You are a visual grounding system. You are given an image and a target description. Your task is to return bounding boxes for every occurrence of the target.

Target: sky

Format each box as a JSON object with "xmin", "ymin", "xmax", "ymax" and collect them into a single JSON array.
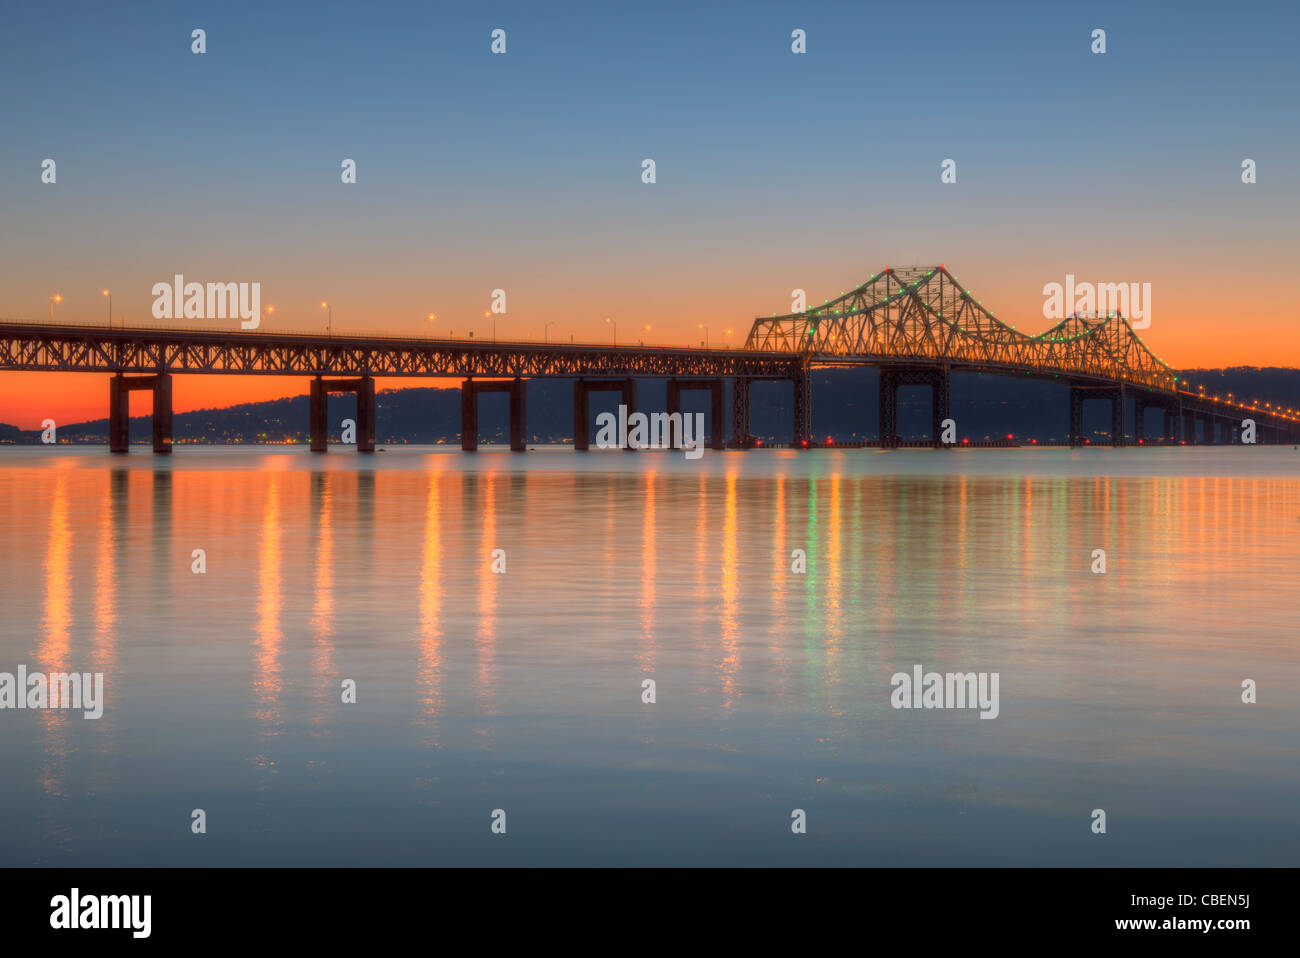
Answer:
[{"xmin": 2, "ymin": 0, "xmax": 1298, "ymax": 428}]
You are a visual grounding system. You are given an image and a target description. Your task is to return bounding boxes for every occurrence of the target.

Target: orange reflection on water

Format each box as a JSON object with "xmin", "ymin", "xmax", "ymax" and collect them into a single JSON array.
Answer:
[
  {"xmin": 253, "ymin": 470, "xmax": 283, "ymax": 738},
  {"xmin": 637, "ymin": 470, "xmax": 657, "ymax": 673},
  {"xmin": 824, "ymin": 472, "xmax": 843, "ymax": 685},
  {"xmin": 416, "ymin": 469, "xmax": 444, "ymax": 737},
  {"xmin": 476, "ymin": 471, "xmax": 498, "ymax": 714},
  {"xmin": 717, "ymin": 469, "xmax": 741, "ymax": 708},
  {"xmin": 37, "ymin": 472, "xmax": 72, "ymax": 799},
  {"xmin": 91, "ymin": 474, "xmax": 118, "ymax": 677},
  {"xmin": 310, "ymin": 473, "xmax": 335, "ymax": 727},
  {"xmin": 38, "ymin": 473, "xmax": 72, "ymax": 676}
]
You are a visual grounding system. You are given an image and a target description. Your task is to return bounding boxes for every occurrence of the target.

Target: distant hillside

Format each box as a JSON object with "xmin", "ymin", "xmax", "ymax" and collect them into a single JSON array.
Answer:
[{"xmin": 5, "ymin": 367, "xmax": 1300, "ymax": 445}]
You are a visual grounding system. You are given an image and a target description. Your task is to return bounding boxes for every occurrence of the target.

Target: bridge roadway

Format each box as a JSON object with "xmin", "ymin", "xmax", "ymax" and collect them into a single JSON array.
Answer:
[{"xmin": 0, "ymin": 320, "xmax": 1294, "ymax": 453}]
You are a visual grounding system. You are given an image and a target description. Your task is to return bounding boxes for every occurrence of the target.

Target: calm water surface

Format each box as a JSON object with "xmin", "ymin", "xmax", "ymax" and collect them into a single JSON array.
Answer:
[{"xmin": 1, "ymin": 446, "xmax": 1297, "ymax": 866}]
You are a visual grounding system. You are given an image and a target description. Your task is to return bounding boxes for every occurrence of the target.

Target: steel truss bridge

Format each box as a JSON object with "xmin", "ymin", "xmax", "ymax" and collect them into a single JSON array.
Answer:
[{"xmin": 0, "ymin": 264, "xmax": 1295, "ymax": 452}]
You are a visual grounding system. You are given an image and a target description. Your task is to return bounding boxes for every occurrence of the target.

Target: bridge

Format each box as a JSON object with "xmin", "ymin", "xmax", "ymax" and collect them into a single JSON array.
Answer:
[{"xmin": 1, "ymin": 264, "xmax": 1295, "ymax": 451}]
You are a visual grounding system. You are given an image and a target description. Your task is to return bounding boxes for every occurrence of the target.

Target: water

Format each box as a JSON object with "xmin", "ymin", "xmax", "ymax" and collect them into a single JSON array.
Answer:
[{"xmin": 1, "ymin": 445, "xmax": 1298, "ymax": 866}]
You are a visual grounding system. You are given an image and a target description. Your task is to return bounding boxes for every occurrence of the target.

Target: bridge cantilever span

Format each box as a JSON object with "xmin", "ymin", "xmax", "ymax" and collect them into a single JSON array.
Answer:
[{"xmin": 743, "ymin": 264, "xmax": 1300, "ymax": 446}]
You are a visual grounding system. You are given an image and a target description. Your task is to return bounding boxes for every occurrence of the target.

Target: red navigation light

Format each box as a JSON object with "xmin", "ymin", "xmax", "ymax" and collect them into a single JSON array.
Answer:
[
  {"xmin": 755, "ymin": 439, "xmax": 762, "ymax": 447},
  {"xmin": 1006, "ymin": 434, "xmax": 1013, "ymax": 440},
  {"xmin": 1031, "ymin": 439, "xmax": 1037, "ymax": 444},
  {"xmin": 1085, "ymin": 439, "xmax": 1091, "ymax": 444},
  {"xmin": 883, "ymin": 266, "xmax": 891, "ymax": 273},
  {"xmin": 826, "ymin": 437, "xmax": 834, "ymax": 445},
  {"xmin": 962, "ymin": 438, "xmax": 969, "ymax": 445},
  {"xmin": 940, "ymin": 264, "xmax": 945, "ymax": 269}
]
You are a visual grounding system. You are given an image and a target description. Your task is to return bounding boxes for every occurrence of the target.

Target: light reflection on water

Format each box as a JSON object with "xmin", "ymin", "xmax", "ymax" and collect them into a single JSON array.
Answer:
[{"xmin": 1, "ymin": 446, "xmax": 1298, "ymax": 866}]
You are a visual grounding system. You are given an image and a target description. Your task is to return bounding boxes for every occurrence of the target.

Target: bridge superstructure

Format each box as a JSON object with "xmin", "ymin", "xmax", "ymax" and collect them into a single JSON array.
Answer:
[
  {"xmin": 746, "ymin": 265, "xmax": 1297, "ymax": 447},
  {"xmin": 0, "ymin": 263, "xmax": 1295, "ymax": 451}
]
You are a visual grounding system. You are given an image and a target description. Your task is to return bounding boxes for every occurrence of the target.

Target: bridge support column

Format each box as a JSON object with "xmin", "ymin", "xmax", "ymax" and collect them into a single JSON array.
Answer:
[
  {"xmin": 710, "ymin": 380, "xmax": 725, "ymax": 450},
  {"xmin": 792, "ymin": 367, "xmax": 811, "ymax": 448},
  {"xmin": 356, "ymin": 376, "xmax": 375, "ymax": 453},
  {"xmin": 1134, "ymin": 398, "xmax": 1147, "ymax": 441},
  {"xmin": 879, "ymin": 368, "xmax": 898, "ymax": 447},
  {"xmin": 463, "ymin": 378, "xmax": 528, "ymax": 452},
  {"xmin": 1183, "ymin": 409, "xmax": 1195, "ymax": 444},
  {"xmin": 509, "ymin": 378, "xmax": 527, "ymax": 452},
  {"xmin": 461, "ymin": 380, "xmax": 478, "ymax": 451},
  {"xmin": 572, "ymin": 379, "xmax": 635, "ymax": 450},
  {"xmin": 666, "ymin": 378, "xmax": 725, "ymax": 450},
  {"xmin": 933, "ymin": 365, "xmax": 951, "ymax": 449},
  {"xmin": 109, "ymin": 375, "xmax": 130, "ymax": 453},
  {"xmin": 666, "ymin": 379, "xmax": 682, "ymax": 448},
  {"xmin": 108, "ymin": 373, "xmax": 172, "ymax": 454},
  {"xmin": 310, "ymin": 376, "xmax": 375, "ymax": 452},
  {"xmin": 573, "ymin": 380, "xmax": 590, "ymax": 451},
  {"xmin": 621, "ymin": 379, "xmax": 637, "ymax": 450},
  {"xmin": 152, "ymin": 373, "xmax": 172, "ymax": 454},
  {"xmin": 1111, "ymin": 386, "xmax": 1126, "ymax": 446},
  {"xmin": 879, "ymin": 366, "xmax": 947, "ymax": 447},
  {"xmin": 730, "ymin": 378, "xmax": 750, "ymax": 448},
  {"xmin": 1068, "ymin": 386, "xmax": 1085, "ymax": 446},
  {"xmin": 310, "ymin": 377, "xmax": 328, "ymax": 452}
]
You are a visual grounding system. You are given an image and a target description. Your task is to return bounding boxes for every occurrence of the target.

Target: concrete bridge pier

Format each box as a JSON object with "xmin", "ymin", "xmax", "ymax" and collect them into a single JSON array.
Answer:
[
  {"xmin": 310, "ymin": 375, "xmax": 375, "ymax": 452},
  {"xmin": 310, "ymin": 377, "xmax": 327, "ymax": 451},
  {"xmin": 109, "ymin": 373, "xmax": 172, "ymax": 454},
  {"xmin": 573, "ymin": 379, "xmax": 637, "ymax": 450},
  {"xmin": 461, "ymin": 378, "xmax": 527, "ymax": 451},
  {"xmin": 666, "ymin": 378, "xmax": 725, "ymax": 450}
]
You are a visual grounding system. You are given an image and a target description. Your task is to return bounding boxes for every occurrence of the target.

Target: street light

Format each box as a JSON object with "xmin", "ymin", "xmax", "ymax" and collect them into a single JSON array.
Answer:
[
  {"xmin": 698, "ymin": 323, "xmax": 709, "ymax": 348},
  {"xmin": 49, "ymin": 294, "xmax": 62, "ymax": 322},
  {"xmin": 544, "ymin": 320, "xmax": 555, "ymax": 343},
  {"xmin": 426, "ymin": 313, "xmax": 437, "ymax": 338},
  {"xmin": 102, "ymin": 289, "xmax": 111, "ymax": 327},
  {"xmin": 485, "ymin": 310, "xmax": 495, "ymax": 343},
  {"xmin": 605, "ymin": 316, "xmax": 616, "ymax": 346},
  {"xmin": 321, "ymin": 301, "xmax": 331, "ymax": 335}
]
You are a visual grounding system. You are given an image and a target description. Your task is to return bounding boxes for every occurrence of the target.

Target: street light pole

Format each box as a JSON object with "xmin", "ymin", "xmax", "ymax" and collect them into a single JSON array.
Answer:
[
  {"xmin": 321, "ymin": 302, "xmax": 331, "ymax": 335},
  {"xmin": 102, "ymin": 290, "xmax": 111, "ymax": 327},
  {"xmin": 49, "ymin": 294, "xmax": 62, "ymax": 322},
  {"xmin": 698, "ymin": 323, "xmax": 709, "ymax": 348},
  {"xmin": 605, "ymin": 316, "xmax": 616, "ymax": 346},
  {"xmin": 544, "ymin": 321, "xmax": 555, "ymax": 343}
]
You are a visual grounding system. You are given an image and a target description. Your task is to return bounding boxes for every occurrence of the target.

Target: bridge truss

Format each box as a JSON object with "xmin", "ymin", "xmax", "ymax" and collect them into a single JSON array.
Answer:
[{"xmin": 745, "ymin": 265, "xmax": 1179, "ymax": 393}]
